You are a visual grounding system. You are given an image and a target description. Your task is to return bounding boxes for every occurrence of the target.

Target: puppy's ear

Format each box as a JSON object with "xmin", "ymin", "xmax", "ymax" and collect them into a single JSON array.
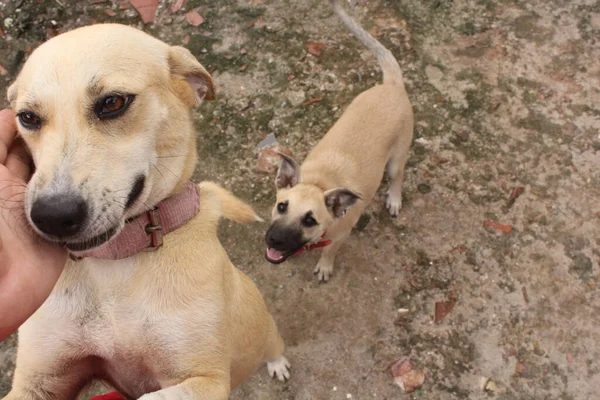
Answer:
[
  {"xmin": 275, "ymin": 152, "xmax": 301, "ymax": 189},
  {"xmin": 168, "ymin": 46, "xmax": 215, "ymax": 106},
  {"xmin": 324, "ymin": 188, "xmax": 361, "ymax": 218}
]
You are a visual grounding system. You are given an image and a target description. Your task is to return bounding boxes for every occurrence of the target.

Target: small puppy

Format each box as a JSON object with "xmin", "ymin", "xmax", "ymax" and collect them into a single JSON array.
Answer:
[
  {"xmin": 264, "ymin": 0, "xmax": 414, "ymax": 282},
  {"xmin": 4, "ymin": 23, "xmax": 289, "ymax": 399}
]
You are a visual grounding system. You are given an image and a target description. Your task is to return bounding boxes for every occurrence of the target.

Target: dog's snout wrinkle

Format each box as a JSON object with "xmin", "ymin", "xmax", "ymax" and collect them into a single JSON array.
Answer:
[
  {"xmin": 125, "ymin": 175, "xmax": 146, "ymax": 210},
  {"xmin": 30, "ymin": 194, "xmax": 88, "ymax": 238}
]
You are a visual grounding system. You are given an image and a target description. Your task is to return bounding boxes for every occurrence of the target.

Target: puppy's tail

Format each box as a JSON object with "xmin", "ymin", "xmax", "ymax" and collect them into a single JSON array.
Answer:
[
  {"xmin": 330, "ymin": 0, "xmax": 404, "ymax": 87},
  {"xmin": 197, "ymin": 181, "xmax": 264, "ymax": 223}
]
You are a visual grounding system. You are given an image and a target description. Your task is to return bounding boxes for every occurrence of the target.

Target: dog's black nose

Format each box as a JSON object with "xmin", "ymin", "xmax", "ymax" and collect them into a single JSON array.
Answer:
[
  {"xmin": 266, "ymin": 232, "xmax": 285, "ymax": 248},
  {"xmin": 30, "ymin": 194, "xmax": 88, "ymax": 238},
  {"xmin": 266, "ymin": 226, "xmax": 303, "ymax": 252}
]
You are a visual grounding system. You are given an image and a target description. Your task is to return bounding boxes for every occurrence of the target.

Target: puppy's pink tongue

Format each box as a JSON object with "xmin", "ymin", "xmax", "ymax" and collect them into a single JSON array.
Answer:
[{"xmin": 267, "ymin": 248, "xmax": 284, "ymax": 261}]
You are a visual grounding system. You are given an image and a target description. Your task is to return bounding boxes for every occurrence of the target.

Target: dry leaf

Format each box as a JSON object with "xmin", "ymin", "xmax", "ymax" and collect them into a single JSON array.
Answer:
[
  {"xmin": 249, "ymin": 0, "xmax": 264, "ymax": 4},
  {"xmin": 390, "ymin": 358, "xmax": 414, "ymax": 377},
  {"xmin": 0, "ymin": 63, "xmax": 8, "ymax": 76},
  {"xmin": 185, "ymin": 9, "xmax": 205, "ymax": 26},
  {"xmin": 104, "ymin": 9, "xmax": 117, "ymax": 16},
  {"xmin": 129, "ymin": 0, "xmax": 158, "ymax": 23},
  {"xmin": 45, "ymin": 27, "xmax": 59, "ymax": 39},
  {"xmin": 506, "ymin": 186, "xmax": 525, "ymax": 208},
  {"xmin": 389, "ymin": 358, "xmax": 425, "ymax": 393},
  {"xmin": 170, "ymin": 0, "xmax": 187, "ymax": 13},
  {"xmin": 483, "ymin": 220, "xmax": 513, "ymax": 233},
  {"xmin": 0, "ymin": 27, "xmax": 4, "ymax": 37},
  {"xmin": 239, "ymin": 64, "xmax": 248, "ymax": 72},
  {"xmin": 375, "ymin": 16, "xmax": 407, "ymax": 30},
  {"xmin": 434, "ymin": 294, "xmax": 456, "ymax": 323},
  {"xmin": 515, "ymin": 362, "xmax": 525, "ymax": 376},
  {"xmin": 306, "ymin": 41, "xmax": 325, "ymax": 56},
  {"xmin": 485, "ymin": 380, "xmax": 497, "ymax": 392},
  {"xmin": 303, "ymin": 97, "xmax": 323, "ymax": 106},
  {"xmin": 399, "ymin": 370, "xmax": 425, "ymax": 393},
  {"xmin": 256, "ymin": 147, "xmax": 293, "ymax": 174}
]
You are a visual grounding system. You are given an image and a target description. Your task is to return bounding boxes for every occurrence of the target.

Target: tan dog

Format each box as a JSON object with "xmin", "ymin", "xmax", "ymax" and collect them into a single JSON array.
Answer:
[
  {"xmin": 264, "ymin": 0, "xmax": 414, "ymax": 282},
  {"xmin": 4, "ymin": 23, "xmax": 289, "ymax": 399}
]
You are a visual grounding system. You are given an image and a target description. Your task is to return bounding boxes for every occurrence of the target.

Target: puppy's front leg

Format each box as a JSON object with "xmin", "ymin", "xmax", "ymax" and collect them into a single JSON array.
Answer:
[
  {"xmin": 139, "ymin": 377, "xmax": 229, "ymax": 400},
  {"xmin": 314, "ymin": 234, "xmax": 348, "ymax": 282}
]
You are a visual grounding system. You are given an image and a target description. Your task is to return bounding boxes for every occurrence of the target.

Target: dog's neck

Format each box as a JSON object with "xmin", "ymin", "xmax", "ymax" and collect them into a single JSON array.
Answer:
[{"xmin": 70, "ymin": 182, "xmax": 200, "ymax": 261}]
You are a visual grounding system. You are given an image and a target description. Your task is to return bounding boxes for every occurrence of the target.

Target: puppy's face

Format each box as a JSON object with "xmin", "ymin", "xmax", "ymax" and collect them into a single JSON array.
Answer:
[
  {"xmin": 7, "ymin": 23, "xmax": 214, "ymax": 252},
  {"xmin": 264, "ymin": 154, "xmax": 360, "ymax": 264}
]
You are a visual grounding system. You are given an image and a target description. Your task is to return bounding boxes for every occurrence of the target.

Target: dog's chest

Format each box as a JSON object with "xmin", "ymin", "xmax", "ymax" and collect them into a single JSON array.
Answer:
[{"xmin": 51, "ymin": 258, "xmax": 171, "ymax": 394}]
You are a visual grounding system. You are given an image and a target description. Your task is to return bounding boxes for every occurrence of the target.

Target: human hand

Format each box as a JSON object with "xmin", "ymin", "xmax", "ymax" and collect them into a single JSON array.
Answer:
[{"xmin": 0, "ymin": 109, "xmax": 67, "ymax": 341}]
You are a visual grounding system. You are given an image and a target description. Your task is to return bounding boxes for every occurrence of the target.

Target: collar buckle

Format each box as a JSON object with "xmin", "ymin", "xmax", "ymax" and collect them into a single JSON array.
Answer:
[{"xmin": 144, "ymin": 206, "xmax": 163, "ymax": 251}]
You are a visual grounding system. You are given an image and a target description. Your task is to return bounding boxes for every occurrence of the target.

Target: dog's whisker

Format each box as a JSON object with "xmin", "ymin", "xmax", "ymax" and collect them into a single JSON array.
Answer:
[
  {"xmin": 156, "ymin": 154, "xmax": 187, "ymax": 159},
  {"xmin": 0, "ymin": 192, "xmax": 26, "ymax": 209},
  {"xmin": 152, "ymin": 164, "xmax": 168, "ymax": 189},
  {"xmin": 154, "ymin": 162, "xmax": 181, "ymax": 181}
]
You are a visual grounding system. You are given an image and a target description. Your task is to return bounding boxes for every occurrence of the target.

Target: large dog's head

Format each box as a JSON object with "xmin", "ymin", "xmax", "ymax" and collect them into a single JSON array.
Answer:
[
  {"xmin": 264, "ymin": 153, "xmax": 361, "ymax": 264},
  {"xmin": 7, "ymin": 23, "xmax": 214, "ymax": 251}
]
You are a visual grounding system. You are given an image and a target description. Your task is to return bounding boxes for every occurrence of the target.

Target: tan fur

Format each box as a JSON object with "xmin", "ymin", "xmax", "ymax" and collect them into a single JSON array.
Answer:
[
  {"xmin": 267, "ymin": 1, "xmax": 414, "ymax": 282},
  {"xmin": 4, "ymin": 23, "xmax": 288, "ymax": 400},
  {"xmin": 199, "ymin": 181, "xmax": 264, "ymax": 223}
]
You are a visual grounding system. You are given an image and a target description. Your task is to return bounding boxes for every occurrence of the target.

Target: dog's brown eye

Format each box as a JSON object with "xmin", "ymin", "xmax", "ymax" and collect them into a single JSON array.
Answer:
[
  {"xmin": 17, "ymin": 111, "xmax": 42, "ymax": 130},
  {"xmin": 94, "ymin": 94, "xmax": 134, "ymax": 120},
  {"xmin": 104, "ymin": 96, "xmax": 124, "ymax": 112}
]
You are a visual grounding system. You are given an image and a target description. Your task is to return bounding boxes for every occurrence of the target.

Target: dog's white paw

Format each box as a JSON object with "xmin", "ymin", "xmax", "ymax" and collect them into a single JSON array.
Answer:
[
  {"xmin": 385, "ymin": 190, "xmax": 402, "ymax": 218},
  {"xmin": 314, "ymin": 262, "xmax": 333, "ymax": 282},
  {"xmin": 267, "ymin": 356, "xmax": 291, "ymax": 382}
]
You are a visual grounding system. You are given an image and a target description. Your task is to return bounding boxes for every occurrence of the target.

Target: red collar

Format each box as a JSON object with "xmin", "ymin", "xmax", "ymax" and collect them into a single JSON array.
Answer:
[
  {"xmin": 293, "ymin": 230, "xmax": 332, "ymax": 256},
  {"xmin": 70, "ymin": 182, "xmax": 200, "ymax": 261}
]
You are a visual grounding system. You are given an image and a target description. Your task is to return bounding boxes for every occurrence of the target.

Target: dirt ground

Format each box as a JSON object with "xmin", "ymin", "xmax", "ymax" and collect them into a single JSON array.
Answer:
[{"xmin": 1, "ymin": 0, "xmax": 599, "ymax": 399}]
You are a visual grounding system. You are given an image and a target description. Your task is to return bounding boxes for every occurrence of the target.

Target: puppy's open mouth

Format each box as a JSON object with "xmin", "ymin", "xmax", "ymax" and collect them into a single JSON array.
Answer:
[
  {"xmin": 265, "ymin": 248, "xmax": 297, "ymax": 264},
  {"xmin": 63, "ymin": 226, "xmax": 118, "ymax": 252}
]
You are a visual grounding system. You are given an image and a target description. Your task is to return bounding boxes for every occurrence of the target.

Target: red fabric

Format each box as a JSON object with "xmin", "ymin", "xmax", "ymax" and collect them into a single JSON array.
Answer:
[
  {"xmin": 293, "ymin": 231, "xmax": 332, "ymax": 256},
  {"xmin": 72, "ymin": 182, "xmax": 200, "ymax": 260},
  {"xmin": 89, "ymin": 392, "xmax": 125, "ymax": 400}
]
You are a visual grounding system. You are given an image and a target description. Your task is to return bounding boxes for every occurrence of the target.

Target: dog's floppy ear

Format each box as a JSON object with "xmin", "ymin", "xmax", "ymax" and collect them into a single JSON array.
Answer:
[
  {"xmin": 275, "ymin": 152, "xmax": 301, "ymax": 189},
  {"xmin": 168, "ymin": 46, "xmax": 215, "ymax": 106},
  {"xmin": 324, "ymin": 188, "xmax": 361, "ymax": 218}
]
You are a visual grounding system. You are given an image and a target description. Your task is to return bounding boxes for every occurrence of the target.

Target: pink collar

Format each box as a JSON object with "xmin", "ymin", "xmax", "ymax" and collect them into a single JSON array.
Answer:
[{"xmin": 70, "ymin": 182, "xmax": 200, "ymax": 261}]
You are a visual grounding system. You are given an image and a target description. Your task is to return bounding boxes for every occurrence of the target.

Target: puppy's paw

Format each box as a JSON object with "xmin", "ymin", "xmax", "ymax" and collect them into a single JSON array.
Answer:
[
  {"xmin": 267, "ymin": 356, "xmax": 291, "ymax": 382},
  {"xmin": 314, "ymin": 263, "xmax": 333, "ymax": 282},
  {"xmin": 385, "ymin": 191, "xmax": 402, "ymax": 218}
]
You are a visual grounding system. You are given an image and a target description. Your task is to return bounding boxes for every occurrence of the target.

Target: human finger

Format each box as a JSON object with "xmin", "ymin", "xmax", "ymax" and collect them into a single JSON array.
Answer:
[
  {"xmin": 6, "ymin": 139, "xmax": 32, "ymax": 182},
  {"xmin": 0, "ymin": 109, "xmax": 17, "ymax": 165}
]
